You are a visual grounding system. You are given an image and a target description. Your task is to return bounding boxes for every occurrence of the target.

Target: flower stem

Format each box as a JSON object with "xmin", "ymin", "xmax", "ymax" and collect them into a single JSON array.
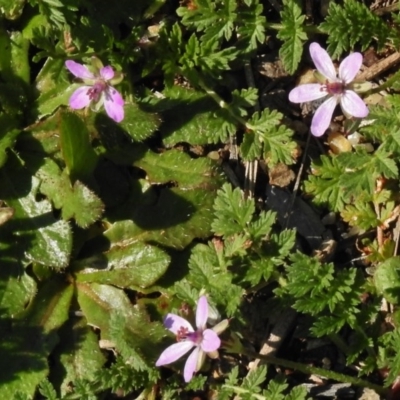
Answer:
[
  {"xmin": 196, "ymin": 78, "xmax": 256, "ymax": 131},
  {"xmin": 222, "ymin": 384, "xmax": 267, "ymax": 399},
  {"xmin": 267, "ymin": 23, "xmax": 324, "ymax": 35},
  {"xmin": 366, "ymin": 69, "xmax": 400, "ymax": 95},
  {"xmin": 247, "ymin": 351, "xmax": 388, "ymax": 396}
]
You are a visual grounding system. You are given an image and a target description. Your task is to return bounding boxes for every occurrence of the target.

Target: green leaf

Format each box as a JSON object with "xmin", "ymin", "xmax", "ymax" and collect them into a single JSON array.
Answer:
[
  {"xmin": 0, "ymin": 280, "xmax": 73, "ymax": 398},
  {"xmin": 9, "ymin": 31, "xmax": 30, "ymax": 84},
  {"xmin": 341, "ymin": 202, "xmax": 377, "ymax": 230},
  {"xmin": 243, "ymin": 365, "xmax": 267, "ymax": 391},
  {"xmin": 237, "ymin": 2, "xmax": 266, "ymax": 51},
  {"xmin": 37, "ymin": 159, "xmax": 104, "ymax": 228},
  {"xmin": 74, "ymin": 242, "xmax": 170, "ymax": 289},
  {"xmin": 0, "ymin": 268, "xmax": 36, "ymax": 317},
  {"xmin": 108, "ymin": 311, "xmax": 165, "ymax": 369},
  {"xmin": 243, "ymin": 109, "xmax": 295, "ymax": 165},
  {"xmin": 319, "ymin": 0, "xmax": 390, "ymax": 59},
  {"xmin": 0, "ymin": 26, "xmax": 30, "ymax": 85},
  {"xmin": 304, "ymin": 155, "xmax": 346, "ymax": 212},
  {"xmin": 77, "ymin": 283, "xmax": 165, "ymax": 364},
  {"xmin": 34, "ymin": 58, "xmax": 74, "ymax": 118},
  {"xmin": 38, "ymin": 380, "xmax": 58, "ymax": 400},
  {"xmin": 135, "ymin": 149, "xmax": 222, "ymax": 189},
  {"xmin": 117, "ymin": 102, "xmax": 161, "ymax": 142},
  {"xmin": 155, "ymin": 85, "xmax": 220, "ymax": 146},
  {"xmin": 59, "ymin": 110, "xmax": 98, "ymax": 182},
  {"xmin": 0, "ymin": 0, "xmax": 26, "ymax": 20},
  {"xmin": 277, "ymin": 0, "xmax": 307, "ymax": 73},
  {"xmin": 0, "ymin": 157, "xmax": 72, "ymax": 269},
  {"xmin": 105, "ymin": 185, "xmax": 218, "ymax": 249},
  {"xmin": 361, "ymin": 96, "xmax": 400, "ymax": 156},
  {"xmin": 185, "ymin": 243, "xmax": 243, "ymax": 315},
  {"xmin": 212, "ymin": 183, "xmax": 255, "ymax": 236},
  {"xmin": 52, "ymin": 318, "xmax": 106, "ymax": 396},
  {"xmin": 177, "ymin": 0, "xmax": 237, "ymax": 42},
  {"xmin": 374, "ymin": 257, "xmax": 400, "ymax": 304},
  {"xmin": 0, "ymin": 115, "xmax": 20, "ymax": 168}
]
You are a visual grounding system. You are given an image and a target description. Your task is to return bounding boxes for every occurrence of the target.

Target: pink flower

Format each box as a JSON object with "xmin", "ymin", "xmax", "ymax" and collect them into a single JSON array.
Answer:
[
  {"xmin": 156, "ymin": 296, "xmax": 221, "ymax": 382},
  {"xmin": 65, "ymin": 59, "xmax": 124, "ymax": 123},
  {"xmin": 289, "ymin": 42, "xmax": 369, "ymax": 137}
]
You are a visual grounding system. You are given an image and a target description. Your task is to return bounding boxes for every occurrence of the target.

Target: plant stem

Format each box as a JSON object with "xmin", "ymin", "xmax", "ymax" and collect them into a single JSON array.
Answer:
[
  {"xmin": 247, "ymin": 351, "xmax": 388, "ymax": 396},
  {"xmin": 222, "ymin": 384, "xmax": 266, "ymax": 399},
  {"xmin": 267, "ymin": 23, "xmax": 324, "ymax": 35},
  {"xmin": 365, "ymin": 69, "xmax": 400, "ymax": 96},
  {"xmin": 328, "ymin": 333, "xmax": 351, "ymax": 355},
  {"xmin": 195, "ymin": 77, "xmax": 257, "ymax": 131}
]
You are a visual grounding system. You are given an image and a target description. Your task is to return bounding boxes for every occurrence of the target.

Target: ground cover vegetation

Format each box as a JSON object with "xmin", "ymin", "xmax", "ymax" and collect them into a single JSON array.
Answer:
[{"xmin": 1, "ymin": 0, "xmax": 400, "ymax": 398}]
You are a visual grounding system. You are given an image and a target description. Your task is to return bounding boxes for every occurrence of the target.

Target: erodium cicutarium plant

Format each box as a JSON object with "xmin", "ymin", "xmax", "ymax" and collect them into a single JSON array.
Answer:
[
  {"xmin": 289, "ymin": 42, "xmax": 369, "ymax": 137},
  {"xmin": 65, "ymin": 59, "xmax": 125, "ymax": 122},
  {"xmin": 156, "ymin": 296, "xmax": 224, "ymax": 382}
]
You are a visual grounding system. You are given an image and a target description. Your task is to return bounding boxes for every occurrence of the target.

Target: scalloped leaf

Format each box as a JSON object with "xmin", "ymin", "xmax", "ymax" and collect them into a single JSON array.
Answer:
[
  {"xmin": 59, "ymin": 110, "xmax": 98, "ymax": 182},
  {"xmin": 105, "ymin": 184, "xmax": 219, "ymax": 250},
  {"xmin": 37, "ymin": 159, "xmax": 104, "ymax": 228},
  {"xmin": 135, "ymin": 149, "xmax": 222, "ymax": 189},
  {"xmin": 74, "ymin": 242, "xmax": 170, "ymax": 290},
  {"xmin": 52, "ymin": 318, "xmax": 106, "ymax": 396},
  {"xmin": 76, "ymin": 283, "xmax": 165, "ymax": 363},
  {"xmin": 0, "ymin": 280, "xmax": 73, "ymax": 398},
  {"xmin": 0, "ymin": 157, "xmax": 72, "ymax": 269}
]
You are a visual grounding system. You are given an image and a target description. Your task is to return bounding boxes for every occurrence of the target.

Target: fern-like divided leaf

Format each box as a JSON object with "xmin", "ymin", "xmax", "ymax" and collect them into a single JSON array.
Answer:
[
  {"xmin": 361, "ymin": 95, "xmax": 400, "ymax": 158},
  {"xmin": 319, "ymin": 0, "xmax": 391, "ymax": 59},
  {"xmin": 378, "ymin": 329, "xmax": 400, "ymax": 387},
  {"xmin": 241, "ymin": 109, "xmax": 296, "ymax": 165},
  {"xmin": 212, "ymin": 183, "xmax": 255, "ymax": 237},
  {"xmin": 303, "ymin": 155, "xmax": 346, "ymax": 212},
  {"xmin": 277, "ymin": 0, "xmax": 307, "ymax": 73},
  {"xmin": 177, "ymin": 0, "xmax": 237, "ymax": 42},
  {"xmin": 277, "ymin": 253, "xmax": 364, "ymax": 337}
]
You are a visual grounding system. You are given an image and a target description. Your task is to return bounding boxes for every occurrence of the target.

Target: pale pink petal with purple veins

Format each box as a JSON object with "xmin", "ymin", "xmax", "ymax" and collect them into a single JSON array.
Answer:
[
  {"xmin": 340, "ymin": 90, "xmax": 369, "ymax": 118},
  {"xmin": 196, "ymin": 296, "xmax": 208, "ymax": 329},
  {"xmin": 155, "ymin": 341, "xmax": 194, "ymax": 367},
  {"xmin": 65, "ymin": 60, "xmax": 95, "ymax": 80},
  {"xmin": 289, "ymin": 84, "xmax": 327, "ymax": 103},
  {"xmin": 184, "ymin": 347, "xmax": 200, "ymax": 382},
  {"xmin": 338, "ymin": 52, "xmax": 362, "ymax": 83},
  {"xmin": 69, "ymin": 86, "xmax": 92, "ymax": 109},
  {"xmin": 201, "ymin": 329, "xmax": 221, "ymax": 352},
  {"xmin": 104, "ymin": 87, "xmax": 125, "ymax": 122},
  {"xmin": 163, "ymin": 313, "xmax": 194, "ymax": 335},
  {"xmin": 309, "ymin": 42, "xmax": 337, "ymax": 81},
  {"xmin": 100, "ymin": 66, "xmax": 114, "ymax": 81},
  {"xmin": 311, "ymin": 96, "xmax": 338, "ymax": 137}
]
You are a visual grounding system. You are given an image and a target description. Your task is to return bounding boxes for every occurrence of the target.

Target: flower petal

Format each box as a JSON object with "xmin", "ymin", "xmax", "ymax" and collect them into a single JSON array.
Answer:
[
  {"xmin": 163, "ymin": 313, "xmax": 194, "ymax": 335},
  {"xmin": 104, "ymin": 87, "xmax": 125, "ymax": 122},
  {"xmin": 196, "ymin": 296, "xmax": 209, "ymax": 329},
  {"xmin": 156, "ymin": 341, "xmax": 194, "ymax": 367},
  {"xmin": 311, "ymin": 96, "xmax": 338, "ymax": 137},
  {"xmin": 69, "ymin": 86, "xmax": 92, "ymax": 109},
  {"xmin": 201, "ymin": 329, "xmax": 221, "ymax": 352},
  {"xmin": 100, "ymin": 66, "xmax": 114, "ymax": 81},
  {"xmin": 65, "ymin": 60, "xmax": 95, "ymax": 80},
  {"xmin": 309, "ymin": 42, "xmax": 336, "ymax": 81},
  {"xmin": 340, "ymin": 90, "xmax": 369, "ymax": 118},
  {"xmin": 184, "ymin": 347, "xmax": 200, "ymax": 382},
  {"xmin": 289, "ymin": 84, "xmax": 327, "ymax": 103},
  {"xmin": 339, "ymin": 52, "xmax": 362, "ymax": 83}
]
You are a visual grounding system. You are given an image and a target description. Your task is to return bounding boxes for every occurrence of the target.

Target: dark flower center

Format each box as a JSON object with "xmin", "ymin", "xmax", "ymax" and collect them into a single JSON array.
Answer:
[
  {"xmin": 176, "ymin": 326, "xmax": 202, "ymax": 344},
  {"xmin": 325, "ymin": 80, "xmax": 345, "ymax": 95},
  {"xmin": 87, "ymin": 81, "xmax": 107, "ymax": 102}
]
